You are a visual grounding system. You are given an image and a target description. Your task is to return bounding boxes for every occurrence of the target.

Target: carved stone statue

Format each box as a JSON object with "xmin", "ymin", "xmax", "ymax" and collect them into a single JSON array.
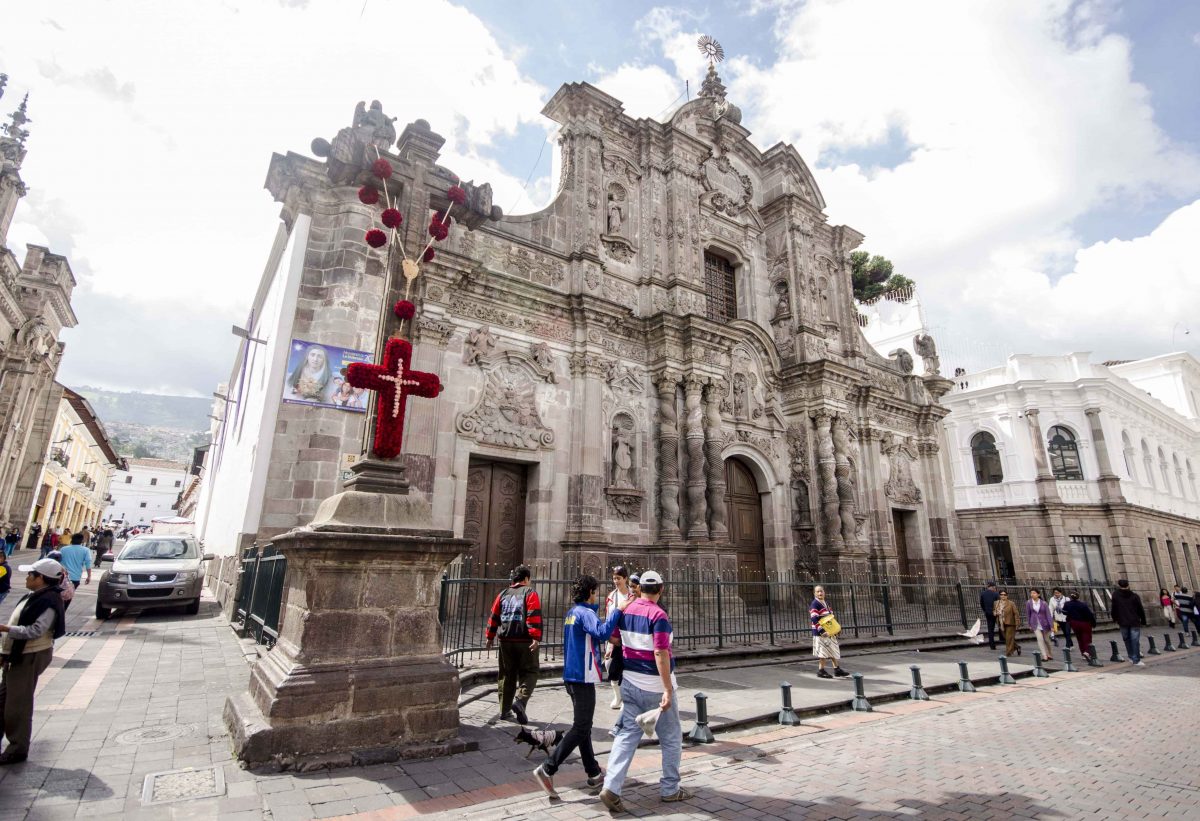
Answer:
[
  {"xmin": 463, "ymin": 326, "xmax": 498, "ymax": 365},
  {"xmin": 732, "ymin": 373, "xmax": 747, "ymax": 419},
  {"xmin": 772, "ymin": 280, "xmax": 790, "ymax": 320},
  {"xmin": 607, "ymin": 195, "xmax": 623, "ymax": 235},
  {"xmin": 881, "ymin": 432, "xmax": 922, "ymax": 503},
  {"xmin": 611, "ymin": 427, "xmax": 634, "ymax": 488},
  {"xmin": 912, "ymin": 333, "xmax": 941, "ymax": 376},
  {"xmin": 530, "ymin": 341, "xmax": 554, "ymax": 370},
  {"xmin": 889, "ymin": 348, "xmax": 914, "ymax": 375},
  {"xmin": 353, "ymin": 100, "xmax": 397, "ymax": 149}
]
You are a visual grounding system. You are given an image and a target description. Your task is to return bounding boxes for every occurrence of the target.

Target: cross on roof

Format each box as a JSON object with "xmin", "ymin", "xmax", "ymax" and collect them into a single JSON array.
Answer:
[{"xmin": 346, "ymin": 337, "xmax": 442, "ymax": 459}]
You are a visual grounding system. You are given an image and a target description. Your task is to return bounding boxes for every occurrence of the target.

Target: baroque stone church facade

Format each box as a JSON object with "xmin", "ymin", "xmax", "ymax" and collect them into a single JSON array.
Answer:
[{"xmin": 199, "ymin": 65, "xmax": 968, "ymax": 604}]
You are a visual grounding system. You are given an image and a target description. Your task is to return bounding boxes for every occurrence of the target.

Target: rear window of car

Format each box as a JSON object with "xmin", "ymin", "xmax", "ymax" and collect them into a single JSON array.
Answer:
[{"xmin": 119, "ymin": 539, "xmax": 198, "ymax": 560}]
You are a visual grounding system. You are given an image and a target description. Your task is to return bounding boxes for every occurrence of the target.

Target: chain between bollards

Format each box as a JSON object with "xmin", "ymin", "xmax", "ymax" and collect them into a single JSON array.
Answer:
[
  {"xmin": 1163, "ymin": 633, "xmax": 1175, "ymax": 652},
  {"xmin": 957, "ymin": 660, "xmax": 976, "ymax": 693},
  {"xmin": 1032, "ymin": 650, "xmax": 1049, "ymax": 678},
  {"xmin": 1087, "ymin": 643, "xmax": 1103, "ymax": 667},
  {"xmin": 908, "ymin": 665, "xmax": 929, "ymax": 701},
  {"xmin": 1061, "ymin": 647, "xmax": 1078, "ymax": 672},
  {"xmin": 997, "ymin": 655, "xmax": 1016, "ymax": 684},
  {"xmin": 1109, "ymin": 640, "xmax": 1124, "ymax": 663},
  {"xmin": 687, "ymin": 692, "xmax": 715, "ymax": 744},
  {"xmin": 778, "ymin": 681, "xmax": 800, "ymax": 726},
  {"xmin": 851, "ymin": 673, "xmax": 872, "ymax": 712}
]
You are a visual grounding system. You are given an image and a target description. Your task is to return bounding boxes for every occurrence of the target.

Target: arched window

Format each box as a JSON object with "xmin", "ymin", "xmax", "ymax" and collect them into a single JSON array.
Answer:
[
  {"xmin": 1158, "ymin": 447, "xmax": 1171, "ymax": 492},
  {"xmin": 970, "ymin": 432, "xmax": 1003, "ymax": 485},
  {"xmin": 704, "ymin": 250, "xmax": 737, "ymax": 322},
  {"xmin": 1173, "ymin": 454, "xmax": 1185, "ymax": 499},
  {"xmin": 1047, "ymin": 425, "xmax": 1083, "ymax": 480},
  {"xmin": 1121, "ymin": 430, "xmax": 1136, "ymax": 480},
  {"xmin": 1142, "ymin": 440, "xmax": 1155, "ymax": 488},
  {"xmin": 1188, "ymin": 459, "xmax": 1198, "ymax": 500}
]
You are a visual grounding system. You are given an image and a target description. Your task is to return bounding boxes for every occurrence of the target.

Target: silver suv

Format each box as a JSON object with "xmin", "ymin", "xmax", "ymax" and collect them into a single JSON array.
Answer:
[{"xmin": 96, "ymin": 535, "xmax": 214, "ymax": 619}]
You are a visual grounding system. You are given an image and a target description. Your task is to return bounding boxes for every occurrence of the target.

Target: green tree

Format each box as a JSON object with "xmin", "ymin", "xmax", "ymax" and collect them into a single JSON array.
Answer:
[
  {"xmin": 851, "ymin": 251, "xmax": 915, "ymax": 302},
  {"xmin": 131, "ymin": 443, "xmax": 158, "ymax": 459}
]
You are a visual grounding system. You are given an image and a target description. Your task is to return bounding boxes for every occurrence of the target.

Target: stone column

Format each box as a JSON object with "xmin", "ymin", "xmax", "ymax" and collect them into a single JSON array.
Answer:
[
  {"xmin": 814, "ymin": 410, "xmax": 843, "ymax": 551},
  {"xmin": 831, "ymin": 416, "xmax": 858, "ymax": 547},
  {"xmin": 225, "ymin": 464, "xmax": 473, "ymax": 769},
  {"xmin": 1085, "ymin": 407, "xmax": 1125, "ymax": 503},
  {"xmin": 683, "ymin": 374, "xmax": 709, "ymax": 540},
  {"xmin": 1025, "ymin": 409, "xmax": 1061, "ymax": 503},
  {"xmin": 703, "ymin": 380, "xmax": 728, "ymax": 542},
  {"xmin": 655, "ymin": 372, "xmax": 682, "ymax": 542}
]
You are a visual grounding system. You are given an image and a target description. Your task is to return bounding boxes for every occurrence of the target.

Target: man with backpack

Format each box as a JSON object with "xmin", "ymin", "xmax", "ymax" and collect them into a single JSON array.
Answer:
[{"xmin": 484, "ymin": 565, "xmax": 543, "ymax": 724}]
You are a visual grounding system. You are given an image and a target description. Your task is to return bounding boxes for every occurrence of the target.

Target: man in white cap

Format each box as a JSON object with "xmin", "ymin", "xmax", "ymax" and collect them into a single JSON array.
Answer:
[
  {"xmin": 599, "ymin": 569, "xmax": 691, "ymax": 812},
  {"xmin": 0, "ymin": 558, "xmax": 67, "ymax": 764}
]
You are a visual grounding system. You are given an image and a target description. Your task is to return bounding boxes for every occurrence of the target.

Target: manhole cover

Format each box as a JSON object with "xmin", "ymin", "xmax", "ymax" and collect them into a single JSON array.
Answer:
[
  {"xmin": 63, "ymin": 631, "xmax": 97, "ymax": 637},
  {"xmin": 142, "ymin": 766, "xmax": 225, "ymax": 804},
  {"xmin": 116, "ymin": 724, "xmax": 195, "ymax": 745}
]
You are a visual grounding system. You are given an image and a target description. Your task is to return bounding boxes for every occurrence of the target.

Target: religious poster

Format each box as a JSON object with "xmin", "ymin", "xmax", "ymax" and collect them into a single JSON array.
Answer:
[{"xmin": 281, "ymin": 338, "xmax": 372, "ymax": 411}]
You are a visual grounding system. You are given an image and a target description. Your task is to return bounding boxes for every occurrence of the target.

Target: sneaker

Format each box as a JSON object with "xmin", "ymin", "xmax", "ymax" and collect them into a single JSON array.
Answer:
[
  {"xmin": 586, "ymin": 773, "xmax": 604, "ymax": 795},
  {"xmin": 512, "ymin": 699, "xmax": 528, "ymax": 725},
  {"xmin": 600, "ymin": 788, "xmax": 625, "ymax": 814},
  {"xmin": 1135, "ymin": 660, "xmax": 1146, "ymax": 667},
  {"xmin": 533, "ymin": 764, "xmax": 560, "ymax": 801},
  {"xmin": 833, "ymin": 667, "xmax": 850, "ymax": 678},
  {"xmin": 661, "ymin": 787, "xmax": 694, "ymax": 803},
  {"xmin": 817, "ymin": 669, "xmax": 833, "ymax": 679}
]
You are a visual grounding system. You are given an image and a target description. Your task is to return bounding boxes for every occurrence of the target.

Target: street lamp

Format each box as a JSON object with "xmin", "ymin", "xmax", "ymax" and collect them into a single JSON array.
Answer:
[
  {"xmin": 1171, "ymin": 322, "xmax": 1191, "ymax": 348},
  {"xmin": 231, "ymin": 325, "xmax": 266, "ymax": 345}
]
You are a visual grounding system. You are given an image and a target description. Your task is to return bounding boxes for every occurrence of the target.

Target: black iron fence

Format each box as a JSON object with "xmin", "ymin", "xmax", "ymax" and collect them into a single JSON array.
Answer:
[
  {"xmin": 437, "ymin": 566, "xmax": 1114, "ymax": 667},
  {"xmin": 234, "ymin": 543, "xmax": 287, "ymax": 649}
]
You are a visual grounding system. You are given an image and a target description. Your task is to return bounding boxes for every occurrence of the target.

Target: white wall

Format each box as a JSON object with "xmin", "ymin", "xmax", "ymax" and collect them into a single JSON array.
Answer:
[
  {"xmin": 109, "ymin": 461, "xmax": 189, "ymax": 525},
  {"xmin": 194, "ymin": 215, "xmax": 309, "ymax": 557}
]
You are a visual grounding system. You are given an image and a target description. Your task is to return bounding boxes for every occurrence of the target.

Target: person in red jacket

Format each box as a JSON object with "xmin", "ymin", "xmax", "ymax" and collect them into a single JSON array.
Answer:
[{"xmin": 484, "ymin": 565, "xmax": 542, "ymax": 724}]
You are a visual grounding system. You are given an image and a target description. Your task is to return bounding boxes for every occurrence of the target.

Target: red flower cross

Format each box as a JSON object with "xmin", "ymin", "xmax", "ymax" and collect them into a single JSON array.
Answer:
[{"xmin": 346, "ymin": 338, "xmax": 442, "ymax": 459}]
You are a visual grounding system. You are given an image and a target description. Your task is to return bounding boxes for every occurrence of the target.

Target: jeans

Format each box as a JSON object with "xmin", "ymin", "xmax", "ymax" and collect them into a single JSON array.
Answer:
[
  {"xmin": 1120, "ymin": 625, "xmax": 1142, "ymax": 662},
  {"xmin": 603, "ymin": 679, "xmax": 682, "ymax": 798},
  {"xmin": 543, "ymin": 682, "xmax": 599, "ymax": 778},
  {"xmin": 1181, "ymin": 612, "xmax": 1193, "ymax": 635}
]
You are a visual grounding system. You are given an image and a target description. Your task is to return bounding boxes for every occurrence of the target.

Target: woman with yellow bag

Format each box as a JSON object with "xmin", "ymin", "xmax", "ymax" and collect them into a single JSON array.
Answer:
[{"xmin": 810, "ymin": 585, "xmax": 849, "ymax": 679}]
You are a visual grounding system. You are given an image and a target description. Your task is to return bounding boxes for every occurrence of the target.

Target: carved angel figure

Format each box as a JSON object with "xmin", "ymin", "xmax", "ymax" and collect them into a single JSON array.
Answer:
[
  {"xmin": 912, "ymin": 333, "xmax": 941, "ymax": 376},
  {"xmin": 607, "ymin": 196, "xmax": 623, "ymax": 235},
  {"xmin": 463, "ymin": 326, "xmax": 498, "ymax": 366},
  {"xmin": 352, "ymin": 100, "xmax": 397, "ymax": 149}
]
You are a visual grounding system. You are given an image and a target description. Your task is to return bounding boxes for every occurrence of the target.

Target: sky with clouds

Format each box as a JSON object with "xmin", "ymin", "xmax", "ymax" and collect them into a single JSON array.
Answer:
[{"xmin": 2, "ymin": 0, "xmax": 1198, "ymax": 396}]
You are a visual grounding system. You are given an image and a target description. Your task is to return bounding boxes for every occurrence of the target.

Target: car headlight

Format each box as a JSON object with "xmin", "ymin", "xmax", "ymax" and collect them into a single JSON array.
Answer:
[
  {"xmin": 111, "ymin": 573, "xmax": 131, "ymax": 584},
  {"xmin": 177, "ymin": 571, "xmax": 197, "ymax": 582}
]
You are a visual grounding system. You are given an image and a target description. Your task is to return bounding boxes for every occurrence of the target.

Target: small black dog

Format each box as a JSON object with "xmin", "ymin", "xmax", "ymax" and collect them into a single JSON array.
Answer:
[{"xmin": 514, "ymin": 727, "xmax": 564, "ymax": 758}]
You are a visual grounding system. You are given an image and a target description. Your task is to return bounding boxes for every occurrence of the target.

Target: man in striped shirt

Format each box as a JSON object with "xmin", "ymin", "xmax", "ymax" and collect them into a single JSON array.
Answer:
[
  {"xmin": 599, "ymin": 570, "xmax": 691, "ymax": 812},
  {"xmin": 484, "ymin": 565, "xmax": 542, "ymax": 724}
]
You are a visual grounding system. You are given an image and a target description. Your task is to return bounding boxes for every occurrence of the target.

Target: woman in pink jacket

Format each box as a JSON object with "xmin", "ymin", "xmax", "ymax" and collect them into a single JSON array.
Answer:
[{"xmin": 1025, "ymin": 587, "xmax": 1054, "ymax": 661}]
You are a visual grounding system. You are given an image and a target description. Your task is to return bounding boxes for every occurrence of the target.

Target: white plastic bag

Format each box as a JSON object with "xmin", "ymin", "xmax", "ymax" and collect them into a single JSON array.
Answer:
[{"xmin": 635, "ymin": 707, "xmax": 662, "ymax": 739}]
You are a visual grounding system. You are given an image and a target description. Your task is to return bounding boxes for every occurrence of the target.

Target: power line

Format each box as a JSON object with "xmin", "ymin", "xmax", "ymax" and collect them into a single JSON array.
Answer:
[{"xmin": 507, "ymin": 134, "xmax": 550, "ymax": 214}]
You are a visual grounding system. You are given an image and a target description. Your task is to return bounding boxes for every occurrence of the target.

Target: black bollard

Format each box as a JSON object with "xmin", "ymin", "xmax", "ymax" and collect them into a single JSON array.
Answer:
[
  {"xmin": 1087, "ymin": 643, "xmax": 1103, "ymax": 667},
  {"xmin": 998, "ymin": 655, "xmax": 1016, "ymax": 684},
  {"xmin": 1032, "ymin": 650, "xmax": 1049, "ymax": 678},
  {"xmin": 1193, "ymin": 631, "xmax": 1199, "ymax": 647},
  {"xmin": 1062, "ymin": 647, "xmax": 1078, "ymax": 672},
  {"xmin": 1147, "ymin": 635, "xmax": 1160, "ymax": 656},
  {"xmin": 1163, "ymin": 633, "xmax": 1175, "ymax": 652},
  {"xmin": 1180, "ymin": 632, "xmax": 1189, "ymax": 651},
  {"xmin": 687, "ymin": 692, "xmax": 715, "ymax": 743},
  {"xmin": 777, "ymin": 682, "xmax": 800, "ymax": 727},
  {"xmin": 1109, "ymin": 640, "xmax": 1124, "ymax": 663},
  {"xmin": 909, "ymin": 666, "xmax": 929, "ymax": 701},
  {"xmin": 850, "ymin": 673, "xmax": 873, "ymax": 712},
  {"xmin": 957, "ymin": 661, "xmax": 977, "ymax": 693}
]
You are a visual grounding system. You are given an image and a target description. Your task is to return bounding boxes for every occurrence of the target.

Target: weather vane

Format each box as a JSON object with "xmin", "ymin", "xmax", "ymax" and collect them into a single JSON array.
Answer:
[{"xmin": 697, "ymin": 35, "xmax": 724, "ymax": 66}]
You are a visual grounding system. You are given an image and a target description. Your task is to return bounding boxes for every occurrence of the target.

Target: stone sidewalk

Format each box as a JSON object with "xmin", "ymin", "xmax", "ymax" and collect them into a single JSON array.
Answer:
[{"xmin": 0, "ymin": 550, "xmax": 1191, "ymax": 821}]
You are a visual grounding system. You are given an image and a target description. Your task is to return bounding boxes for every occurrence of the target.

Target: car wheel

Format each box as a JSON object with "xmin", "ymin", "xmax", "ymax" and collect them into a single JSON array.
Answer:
[
  {"xmin": 185, "ymin": 599, "xmax": 200, "ymax": 616},
  {"xmin": 95, "ymin": 602, "xmax": 111, "ymax": 620}
]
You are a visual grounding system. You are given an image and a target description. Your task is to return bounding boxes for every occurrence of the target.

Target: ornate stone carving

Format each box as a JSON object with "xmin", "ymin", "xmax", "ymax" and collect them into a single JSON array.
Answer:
[
  {"xmin": 913, "ymin": 333, "xmax": 941, "ymax": 376},
  {"xmin": 606, "ymin": 488, "xmax": 643, "ymax": 520},
  {"xmin": 655, "ymin": 373, "xmax": 681, "ymax": 539},
  {"xmin": 530, "ymin": 341, "xmax": 554, "ymax": 371},
  {"xmin": 787, "ymin": 421, "xmax": 810, "ymax": 481},
  {"xmin": 703, "ymin": 382, "xmax": 728, "ymax": 541},
  {"xmin": 813, "ymin": 410, "xmax": 843, "ymax": 549},
  {"xmin": 606, "ymin": 192, "xmax": 624, "ymax": 235},
  {"xmin": 610, "ymin": 413, "xmax": 635, "ymax": 488},
  {"xmin": 881, "ymin": 432, "xmax": 922, "ymax": 504},
  {"xmin": 604, "ymin": 359, "xmax": 644, "ymax": 394},
  {"xmin": 601, "ymin": 235, "xmax": 635, "ymax": 263},
  {"xmin": 463, "ymin": 326, "xmax": 498, "ymax": 365},
  {"xmin": 456, "ymin": 365, "xmax": 555, "ymax": 450},
  {"xmin": 583, "ymin": 264, "xmax": 601, "ymax": 292},
  {"xmin": 414, "ymin": 316, "xmax": 454, "ymax": 347},
  {"xmin": 351, "ymin": 100, "xmax": 397, "ymax": 150},
  {"xmin": 771, "ymin": 279, "xmax": 790, "ymax": 321},
  {"xmin": 700, "ymin": 153, "xmax": 753, "ymax": 216},
  {"xmin": 683, "ymin": 376, "xmax": 709, "ymax": 540},
  {"xmin": 889, "ymin": 348, "xmax": 914, "ymax": 375},
  {"xmin": 832, "ymin": 417, "xmax": 859, "ymax": 546},
  {"xmin": 507, "ymin": 247, "xmax": 566, "ymax": 287}
]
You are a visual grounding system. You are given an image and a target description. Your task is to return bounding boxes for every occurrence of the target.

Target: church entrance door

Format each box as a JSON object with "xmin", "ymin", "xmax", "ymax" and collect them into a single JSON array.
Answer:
[
  {"xmin": 725, "ymin": 458, "xmax": 766, "ymax": 606},
  {"xmin": 463, "ymin": 458, "xmax": 527, "ymax": 577},
  {"xmin": 891, "ymin": 509, "xmax": 914, "ymax": 578}
]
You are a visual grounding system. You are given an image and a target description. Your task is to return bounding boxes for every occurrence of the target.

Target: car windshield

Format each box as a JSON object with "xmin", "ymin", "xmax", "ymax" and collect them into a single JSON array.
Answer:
[{"xmin": 119, "ymin": 539, "xmax": 198, "ymax": 560}]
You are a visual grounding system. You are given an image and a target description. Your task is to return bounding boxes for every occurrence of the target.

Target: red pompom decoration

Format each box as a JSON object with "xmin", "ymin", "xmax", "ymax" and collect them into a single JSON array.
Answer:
[
  {"xmin": 447, "ymin": 185, "xmax": 467, "ymax": 205},
  {"xmin": 365, "ymin": 229, "xmax": 387, "ymax": 248},
  {"xmin": 422, "ymin": 247, "xmax": 436, "ymax": 263},
  {"xmin": 433, "ymin": 210, "xmax": 453, "ymax": 227},
  {"xmin": 371, "ymin": 158, "xmax": 394, "ymax": 179},
  {"xmin": 381, "ymin": 208, "xmax": 403, "ymax": 229},
  {"xmin": 358, "ymin": 186, "xmax": 380, "ymax": 205},
  {"xmin": 428, "ymin": 222, "xmax": 449, "ymax": 242},
  {"xmin": 393, "ymin": 300, "xmax": 416, "ymax": 321}
]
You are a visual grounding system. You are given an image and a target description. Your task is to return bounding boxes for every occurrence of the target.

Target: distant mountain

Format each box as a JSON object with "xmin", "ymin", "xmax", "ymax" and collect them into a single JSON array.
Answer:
[{"xmin": 72, "ymin": 386, "xmax": 212, "ymax": 431}]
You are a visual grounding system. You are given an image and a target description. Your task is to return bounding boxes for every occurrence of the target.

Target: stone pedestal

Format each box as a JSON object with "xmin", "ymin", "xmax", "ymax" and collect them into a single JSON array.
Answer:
[{"xmin": 225, "ymin": 462, "xmax": 473, "ymax": 771}]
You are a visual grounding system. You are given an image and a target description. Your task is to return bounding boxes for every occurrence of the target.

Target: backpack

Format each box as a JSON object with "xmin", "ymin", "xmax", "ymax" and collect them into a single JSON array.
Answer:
[{"xmin": 497, "ymin": 587, "xmax": 533, "ymax": 640}]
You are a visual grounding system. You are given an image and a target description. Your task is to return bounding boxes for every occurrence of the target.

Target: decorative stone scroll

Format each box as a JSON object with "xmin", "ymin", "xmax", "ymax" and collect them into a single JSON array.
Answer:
[{"xmin": 456, "ymin": 364, "xmax": 555, "ymax": 450}]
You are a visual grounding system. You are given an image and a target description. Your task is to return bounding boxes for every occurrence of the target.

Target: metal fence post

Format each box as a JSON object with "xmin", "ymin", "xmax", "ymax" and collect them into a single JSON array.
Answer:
[
  {"xmin": 437, "ymin": 572, "xmax": 449, "ymax": 624},
  {"xmin": 881, "ymin": 585, "xmax": 894, "ymax": 636},
  {"xmin": 715, "ymin": 578, "xmax": 725, "ymax": 650},
  {"xmin": 766, "ymin": 579, "xmax": 776, "ymax": 646},
  {"xmin": 850, "ymin": 584, "xmax": 860, "ymax": 639},
  {"xmin": 955, "ymin": 582, "xmax": 967, "ymax": 629}
]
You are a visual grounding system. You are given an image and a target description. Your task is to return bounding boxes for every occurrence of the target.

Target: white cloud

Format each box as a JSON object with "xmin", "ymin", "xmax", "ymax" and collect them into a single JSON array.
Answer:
[
  {"xmin": 592, "ymin": 64, "xmax": 681, "ymax": 121},
  {"xmin": 2, "ymin": 0, "xmax": 547, "ymax": 390}
]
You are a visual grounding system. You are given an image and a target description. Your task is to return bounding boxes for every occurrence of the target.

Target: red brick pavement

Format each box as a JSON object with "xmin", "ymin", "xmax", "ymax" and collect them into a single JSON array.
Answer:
[{"xmin": 343, "ymin": 650, "xmax": 1200, "ymax": 821}]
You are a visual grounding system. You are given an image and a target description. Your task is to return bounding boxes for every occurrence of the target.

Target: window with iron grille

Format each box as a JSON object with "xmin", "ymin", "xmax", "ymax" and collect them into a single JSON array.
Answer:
[{"xmin": 704, "ymin": 251, "xmax": 737, "ymax": 322}]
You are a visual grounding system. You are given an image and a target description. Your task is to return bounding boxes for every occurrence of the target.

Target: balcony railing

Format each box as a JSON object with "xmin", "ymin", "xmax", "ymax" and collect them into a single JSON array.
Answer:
[{"xmin": 50, "ymin": 448, "xmax": 69, "ymax": 468}]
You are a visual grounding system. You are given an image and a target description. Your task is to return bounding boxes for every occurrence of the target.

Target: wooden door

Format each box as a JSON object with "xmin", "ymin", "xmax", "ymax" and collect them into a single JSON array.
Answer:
[
  {"xmin": 725, "ymin": 458, "xmax": 766, "ymax": 606},
  {"xmin": 463, "ymin": 459, "xmax": 527, "ymax": 577},
  {"xmin": 892, "ymin": 509, "xmax": 912, "ymax": 578}
]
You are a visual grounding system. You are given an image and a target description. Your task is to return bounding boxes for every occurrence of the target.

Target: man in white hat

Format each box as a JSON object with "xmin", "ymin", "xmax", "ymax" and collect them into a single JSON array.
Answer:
[
  {"xmin": 599, "ymin": 569, "xmax": 691, "ymax": 812},
  {"xmin": 0, "ymin": 558, "xmax": 67, "ymax": 764}
]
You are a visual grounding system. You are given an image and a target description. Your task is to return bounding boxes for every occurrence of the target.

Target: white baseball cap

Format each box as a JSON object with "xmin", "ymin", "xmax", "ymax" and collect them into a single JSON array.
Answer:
[
  {"xmin": 19, "ymin": 558, "xmax": 65, "ymax": 578},
  {"xmin": 639, "ymin": 570, "xmax": 664, "ymax": 586}
]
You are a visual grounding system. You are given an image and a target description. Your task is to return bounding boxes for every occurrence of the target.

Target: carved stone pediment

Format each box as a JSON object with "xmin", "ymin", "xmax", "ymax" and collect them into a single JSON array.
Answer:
[
  {"xmin": 601, "ymin": 234, "xmax": 635, "ymax": 263},
  {"xmin": 456, "ymin": 364, "xmax": 555, "ymax": 450},
  {"xmin": 700, "ymin": 154, "xmax": 752, "ymax": 216},
  {"xmin": 478, "ymin": 348, "xmax": 557, "ymax": 384},
  {"xmin": 604, "ymin": 359, "xmax": 644, "ymax": 394}
]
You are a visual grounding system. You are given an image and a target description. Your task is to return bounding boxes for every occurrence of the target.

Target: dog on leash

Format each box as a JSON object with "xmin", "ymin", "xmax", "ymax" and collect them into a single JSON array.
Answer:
[{"xmin": 514, "ymin": 727, "xmax": 564, "ymax": 757}]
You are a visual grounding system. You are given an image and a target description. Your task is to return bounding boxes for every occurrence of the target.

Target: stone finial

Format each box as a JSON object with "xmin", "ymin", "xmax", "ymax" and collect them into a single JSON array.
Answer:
[
  {"xmin": 0, "ymin": 92, "xmax": 31, "ymax": 169},
  {"xmin": 699, "ymin": 62, "xmax": 727, "ymax": 100}
]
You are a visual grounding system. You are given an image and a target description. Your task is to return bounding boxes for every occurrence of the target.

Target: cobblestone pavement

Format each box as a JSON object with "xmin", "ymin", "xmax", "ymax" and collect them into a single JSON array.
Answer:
[{"xmin": 1, "ymin": 548, "xmax": 1196, "ymax": 821}]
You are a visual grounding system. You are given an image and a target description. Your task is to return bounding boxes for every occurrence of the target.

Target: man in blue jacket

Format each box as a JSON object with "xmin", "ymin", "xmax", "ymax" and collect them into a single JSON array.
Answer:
[{"xmin": 533, "ymin": 574, "xmax": 629, "ymax": 801}]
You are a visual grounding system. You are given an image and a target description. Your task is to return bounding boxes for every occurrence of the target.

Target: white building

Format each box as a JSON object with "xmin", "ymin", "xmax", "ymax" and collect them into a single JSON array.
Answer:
[
  {"xmin": 941, "ymin": 352, "xmax": 1200, "ymax": 601},
  {"xmin": 109, "ymin": 457, "xmax": 190, "ymax": 526}
]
